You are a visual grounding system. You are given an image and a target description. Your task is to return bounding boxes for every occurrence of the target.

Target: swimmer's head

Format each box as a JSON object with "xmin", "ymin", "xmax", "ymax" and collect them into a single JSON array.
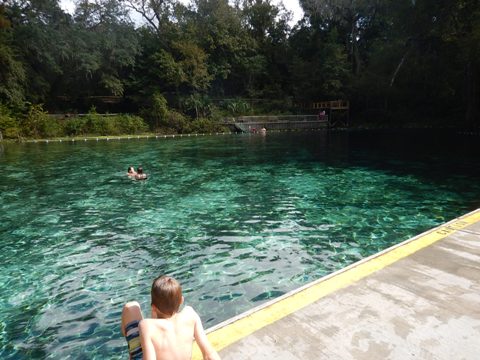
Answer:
[
  {"xmin": 151, "ymin": 275, "xmax": 183, "ymax": 318},
  {"xmin": 137, "ymin": 167, "xmax": 143, "ymax": 174},
  {"xmin": 127, "ymin": 166, "xmax": 135, "ymax": 173}
]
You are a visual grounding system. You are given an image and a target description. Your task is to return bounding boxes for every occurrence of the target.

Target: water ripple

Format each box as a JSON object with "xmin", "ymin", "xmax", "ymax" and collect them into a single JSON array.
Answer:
[{"xmin": 0, "ymin": 131, "xmax": 479, "ymax": 358}]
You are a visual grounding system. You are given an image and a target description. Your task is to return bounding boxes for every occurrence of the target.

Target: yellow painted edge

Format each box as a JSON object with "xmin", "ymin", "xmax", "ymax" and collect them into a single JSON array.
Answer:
[{"xmin": 192, "ymin": 210, "xmax": 480, "ymax": 359}]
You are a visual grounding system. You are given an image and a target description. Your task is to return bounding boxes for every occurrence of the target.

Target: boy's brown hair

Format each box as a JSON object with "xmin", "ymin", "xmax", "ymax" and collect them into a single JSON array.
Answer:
[{"xmin": 151, "ymin": 275, "xmax": 183, "ymax": 317}]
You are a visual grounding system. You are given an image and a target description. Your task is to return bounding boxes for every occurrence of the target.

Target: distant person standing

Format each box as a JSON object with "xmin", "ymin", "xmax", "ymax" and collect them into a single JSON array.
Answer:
[{"xmin": 318, "ymin": 110, "xmax": 326, "ymax": 120}]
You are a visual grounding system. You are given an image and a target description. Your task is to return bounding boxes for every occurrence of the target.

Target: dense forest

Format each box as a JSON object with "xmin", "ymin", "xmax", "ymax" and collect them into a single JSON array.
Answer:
[{"xmin": 1, "ymin": 0, "xmax": 479, "ymax": 138}]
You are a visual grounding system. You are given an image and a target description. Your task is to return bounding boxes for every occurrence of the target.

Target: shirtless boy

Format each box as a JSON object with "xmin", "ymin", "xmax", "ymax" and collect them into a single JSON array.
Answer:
[
  {"xmin": 121, "ymin": 275, "xmax": 220, "ymax": 360},
  {"xmin": 134, "ymin": 167, "xmax": 147, "ymax": 180}
]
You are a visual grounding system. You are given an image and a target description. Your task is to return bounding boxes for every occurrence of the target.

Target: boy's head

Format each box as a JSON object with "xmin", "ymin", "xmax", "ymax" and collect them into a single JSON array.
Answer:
[
  {"xmin": 151, "ymin": 275, "xmax": 183, "ymax": 318},
  {"xmin": 137, "ymin": 167, "xmax": 143, "ymax": 174}
]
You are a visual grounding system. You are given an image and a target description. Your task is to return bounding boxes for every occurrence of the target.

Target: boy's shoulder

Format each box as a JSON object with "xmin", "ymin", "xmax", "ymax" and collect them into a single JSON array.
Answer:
[
  {"xmin": 179, "ymin": 305, "xmax": 199, "ymax": 320},
  {"xmin": 182, "ymin": 305, "xmax": 195, "ymax": 313},
  {"xmin": 139, "ymin": 318, "xmax": 168, "ymax": 332}
]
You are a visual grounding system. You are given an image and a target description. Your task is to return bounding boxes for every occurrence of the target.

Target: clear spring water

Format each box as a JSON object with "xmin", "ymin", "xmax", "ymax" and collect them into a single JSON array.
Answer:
[{"xmin": 1, "ymin": 130, "xmax": 479, "ymax": 359}]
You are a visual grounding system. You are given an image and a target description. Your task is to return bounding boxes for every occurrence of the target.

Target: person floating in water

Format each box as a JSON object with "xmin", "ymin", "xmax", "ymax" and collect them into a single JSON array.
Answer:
[
  {"xmin": 127, "ymin": 166, "xmax": 137, "ymax": 177},
  {"xmin": 135, "ymin": 166, "xmax": 147, "ymax": 180},
  {"xmin": 121, "ymin": 275, "xmax": 221, "ymax": 360}
]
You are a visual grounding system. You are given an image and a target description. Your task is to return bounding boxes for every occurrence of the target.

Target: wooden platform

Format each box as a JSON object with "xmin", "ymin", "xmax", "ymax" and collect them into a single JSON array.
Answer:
[
  {"xmin": 194, "ymin": 209, "xmax": 480, "ymax": 359},
  {"xmin": 229, "ymin": 115, "xmax": 328, "ymax": 132}
]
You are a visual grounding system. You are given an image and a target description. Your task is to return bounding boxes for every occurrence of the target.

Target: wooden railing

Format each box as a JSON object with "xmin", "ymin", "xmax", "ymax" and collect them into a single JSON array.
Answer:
[
  {"xmin": 236, "ymin": 115, "xmax": 322, "ymax": 123},
  {"xmin": 311, "ymin": 100, "xmax": 349, "ymax": 110},
  {"xmin": 222, "ymin": 114, "xmax": 330, "ymax": 132}
]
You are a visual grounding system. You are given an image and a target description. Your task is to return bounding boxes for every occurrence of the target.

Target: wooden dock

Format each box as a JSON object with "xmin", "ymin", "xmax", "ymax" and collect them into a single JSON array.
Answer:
[
  {"xmin": 224, "ymin": 100, "xmax": 350, "ymax": 132},
  {"xmin": 194, "ymin": 209, "xmax": 480, "ymax": 359},
  {"xmin": 225, "ymin": 115, "xmax": 329, "ymax": 133}
]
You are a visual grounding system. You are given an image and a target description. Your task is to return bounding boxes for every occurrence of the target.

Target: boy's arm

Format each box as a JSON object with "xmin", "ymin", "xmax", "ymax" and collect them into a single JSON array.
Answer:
[
  {"xmin": 139, "ymin": 320, "xmax": 156, "ymax": 360},
  {"xmin": 192, "ymin": 309, "xmax": 221, "ymax": 360}
]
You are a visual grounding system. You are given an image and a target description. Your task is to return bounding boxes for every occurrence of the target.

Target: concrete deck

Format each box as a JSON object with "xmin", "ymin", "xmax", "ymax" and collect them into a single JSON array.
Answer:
[{"xmin": 194, "ymin": 209, "xmax": 480, "ymax": 360}]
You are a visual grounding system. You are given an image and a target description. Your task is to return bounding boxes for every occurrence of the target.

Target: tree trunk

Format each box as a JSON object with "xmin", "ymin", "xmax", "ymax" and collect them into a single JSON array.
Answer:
[
  {"xmin": 124, "ymin": 0, "xmax": 159, "ymax": 33},
  {"xmin": 353, "ymin": 42, "xmax": 361, "ymax": 75},
  {"xmin": 350, "ymin": 18, "xmax": 361, "ymax": 75},
  {"xmin": 390, "ymin": 46, "xmax": 412, "ymax": 87}
]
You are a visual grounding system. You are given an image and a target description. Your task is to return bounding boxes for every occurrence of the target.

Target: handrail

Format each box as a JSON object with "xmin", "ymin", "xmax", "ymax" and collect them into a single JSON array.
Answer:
[
  {"xmin": 311, "ymin": 100, "xmax": 349, "ymax": 109},
  {"xmin": 236, "ymin": 115, "xmax": 323, "ymax": 123}
]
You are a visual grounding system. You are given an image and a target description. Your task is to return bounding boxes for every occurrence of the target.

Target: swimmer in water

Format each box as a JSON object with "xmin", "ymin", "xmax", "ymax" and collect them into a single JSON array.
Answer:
[
  {"xmin": 135, "ymin": 166, "xmax": 147, "ymax": 180},
  {"xmin": 127, "ymin": 166, "xmax": 137, "ymax": 177}
]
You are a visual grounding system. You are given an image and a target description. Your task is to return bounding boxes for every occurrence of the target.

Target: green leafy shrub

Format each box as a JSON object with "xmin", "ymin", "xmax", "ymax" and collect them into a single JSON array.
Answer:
[
  {"xmin": 225, "ymin": 98, "xmax": 251, "ymax": 116},
  {"xmin": 140, "ymin": 92, "xmax": 169, "ymax": 131},
  {"xmin": 64, "ymin": 117, "xmax": 87, "ymax": 136},
  {"xmin": 183, "ymin": 94, "xmax": 213, "ymax": 119},
  {"xmin": 188, "ymin": 118, "xmax": 226, "ymax": 133},
  {"xmin": 21, "ymin": 104, "xmax": 62, "ymax": 138},
  {"xmin": 164, "ymin": 111, "xmax": 189, "ymax": 133},
  {"xmin": 101, "ymin": 117, "xmax": 120, "ymax": 135},
  {"xmin": 64, "ymin": 114, "xmax": 148, "ymax": 136},
  {"xmin": 40, "ymin": 117, "xmax": 63, "ymax": 138},
  {"xmin": 117, "ymin": 114, "xmax": 148, "ymax": 134},
  {"xmin": 0, "ymin": 104, "xmax": 20, "ymax": 139},
  {"xmin": 10, "ymin": 102, "xmax": 149, "ymax": 139},
  {"xmin": 83, "ymin": 107, "xmax": 105, "ymax": 134}
]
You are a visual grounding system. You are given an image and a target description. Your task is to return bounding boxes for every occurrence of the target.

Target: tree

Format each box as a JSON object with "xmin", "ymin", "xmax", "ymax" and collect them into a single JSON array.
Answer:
[
  {"xmin": 71, "ymin": 0, "xmax": 139, "ymax": 97},
  {"xmin": 5, "ymin": 0, "xmax": 72, "ymax": 105},
  {"xmin": 184, "ymin": 0, "xmax": 251, "ymax": 96},
  {"xmin": 300, "ymin": 0, "xmax": 385, "ymax": 76},
  {"xmin": 123, "ymin": 0, "xmax": 176, "ymax": 33},
  {"xmin": 0, "ymin": 4, "xmax": 26, "ymax": 108},
  {"xmin": 239, "ymin": 0, "xmax": 292, "ymax": 98}
]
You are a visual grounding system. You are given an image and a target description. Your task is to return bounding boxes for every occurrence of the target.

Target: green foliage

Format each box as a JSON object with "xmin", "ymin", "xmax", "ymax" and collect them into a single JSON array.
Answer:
[
  {"xmin": 0, "ymin": 43, "xmax": 26, "ymax": 107},
  {"xmin": 183, "ymin": 93, "xmax": 213, "ymax": 119},
  {"xmin": 188, "ymin": 117, "xmax": 226, "ymax": 133},
  {"xmin": 152, "ymin": 93, "xmax": 169, "ymax": 122},
  {"xmin": 140, "ymin": 92, "xmax": 169, "ymax": 130},
  {"xmin": 65, "ymin": 112, "xmax": 148, "ymax": 136},
  {"xmin": 1, "ymin": 0, "xmax": 480, "ymax": 128},
  {"xmin": 64, "ymin": 117, "xmax": 87, "ymax": 136},
  {"xmin": 83, "ymin": 107, "xmax": 103, "ymax": 134},
  {"xmin": 63, "ymin": 114, "xmax": 148, "ymax": 136},
  {"xmin": 162, "ymin": 110, "xmax": 189, "ymax": 133},
  {"xmin": 173, "ymin": 41, "xmax": 212, "ymax": 92},
  {"xmin": 0, "ymin": 104, "xmax": 20, "ymax": 139},
  {"xmin": 21, "ymin": 104, "xmax": 53, "ymax": 138},
  {"xmin": 150, "ymin": 50, "xmax": 184, "ymax": 89},
  {"xmin": 40, "ymin": 117, "xmax": 63, "ymax": 138},
  {"xmin": 17, "ymin": 104, "xmax": 64, "ymax": 139},
  {"xmin": 225, "ymin": 98, "xmax": 251, "ymax": 116},
  {"xmin": 116, "ymin": 114, "xmax": 148, "ymax": 134},
  {"xmin": 0, "ymin": 6, "xmax": 26, "ymax": 107}
]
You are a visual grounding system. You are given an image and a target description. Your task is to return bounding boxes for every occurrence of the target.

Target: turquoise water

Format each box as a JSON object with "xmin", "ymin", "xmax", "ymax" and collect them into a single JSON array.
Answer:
[{"xmin": 1, "ymin": 130, "xmax": 479, "ymax": 359}]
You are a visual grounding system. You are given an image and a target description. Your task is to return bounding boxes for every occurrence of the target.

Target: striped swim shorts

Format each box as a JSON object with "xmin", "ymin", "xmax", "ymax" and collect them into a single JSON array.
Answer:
[{"xmin": 125, "ymin": 320, "xmax": 143, "ymax": 359}]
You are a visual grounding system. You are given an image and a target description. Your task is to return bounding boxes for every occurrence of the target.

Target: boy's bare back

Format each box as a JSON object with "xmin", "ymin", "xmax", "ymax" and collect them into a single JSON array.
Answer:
[
  {"xmin": 122, "ymin": 275, "xmax": 220, "ymax": 360},
  {"xmin": 139, "ymin": 306, "xmax": 220, "ymax": 360}
]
